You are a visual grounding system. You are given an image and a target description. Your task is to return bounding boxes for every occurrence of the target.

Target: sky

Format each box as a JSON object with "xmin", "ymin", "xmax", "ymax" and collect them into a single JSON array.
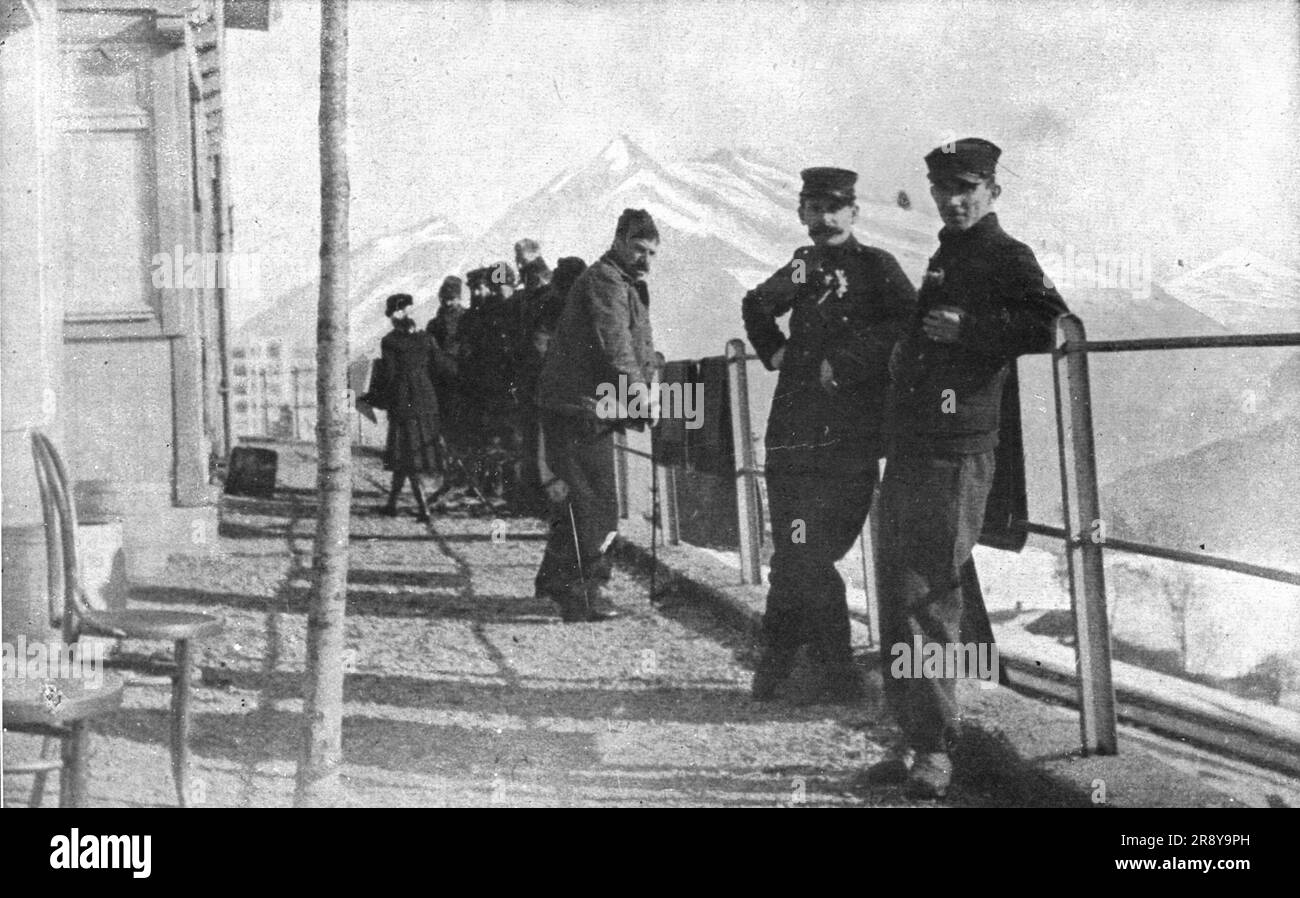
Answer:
[{"xmin": 223, "ymin": 0, "xmax": 1300, "ymax": 325}]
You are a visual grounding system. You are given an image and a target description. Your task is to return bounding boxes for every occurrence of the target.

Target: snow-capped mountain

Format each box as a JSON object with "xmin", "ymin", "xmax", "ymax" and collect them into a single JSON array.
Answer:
[
  {"xmin": 240, "ymin": 136, "xmax": 1295, "ymax": 490},
  {"xmin": 238, "ymin": 215, "xmax": 467, "ymax": 349},
  {"xmin": 458, "ymin": 135, "xmax": 938, "ymax": 360},
  {"xmin": 1163, "ymin": 247, "xmax": 1300, "ymax": 334}
]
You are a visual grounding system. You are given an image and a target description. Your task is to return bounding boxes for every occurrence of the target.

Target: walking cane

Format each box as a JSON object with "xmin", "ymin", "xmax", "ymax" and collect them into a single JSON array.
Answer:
[
  {"xmin": 567, "ymin": 500, "xmax": 592, "ymax": 618},
  {"xmin": 650, "ymin": 424, "xmax": 659, "ymax": 605}
]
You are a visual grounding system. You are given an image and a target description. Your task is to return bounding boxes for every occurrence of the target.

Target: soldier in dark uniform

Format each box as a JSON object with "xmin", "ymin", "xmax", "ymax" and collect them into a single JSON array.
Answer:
[
  {"xmin": 535, "ymin": 210, "xmax": 659, "ymax": 622},
  {"xmin": 363, "ymin": 293, "xmax": 457, "ymax": 521},
  {"xmin": 864, "ymin": 138, "xmax": 1067, "ymax": 798},
  {"xmin": 454, "ymin": 267, "xmax": 492, "ymax": 450},
  {"xmin": 532, "ymin": 256, "xmax": 587, "ymax": 339},
  {"xmin": 456, "ymin": 263, "xmax": 524, "ymax": 503},
  {"xmin": 425, "ymin": 275, "xmax": 469, "ymax": 499},
  {"xmin": 742, "ymin": 168, "xmax": 916, "ymax": 702},
  {"xmin": 513, "ymin": 255, "xmax": 575, "ymax": 515},
  {"xmin": 426, "ymin": 275, "xmax": 465, "ymax": 353}
]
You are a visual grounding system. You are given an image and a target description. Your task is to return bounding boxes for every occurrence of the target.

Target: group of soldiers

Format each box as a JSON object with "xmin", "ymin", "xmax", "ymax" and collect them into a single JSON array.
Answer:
[
  {"xmin": 739, "ymin": 139, "xmax": 1067, "ymax": 798},
  {"xmin": 368, "ymin": 240, "xmax": 590, "ymax": 517},
  {"xmin": 369, "ymin": 138, "xmax": 1067, "ymax": 801}
]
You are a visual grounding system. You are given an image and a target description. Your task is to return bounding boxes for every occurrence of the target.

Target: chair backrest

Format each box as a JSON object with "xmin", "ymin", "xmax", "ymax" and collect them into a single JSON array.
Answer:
[{"xmin": 30, "ymin": 431, "xmax": 90, "ymax": 641}]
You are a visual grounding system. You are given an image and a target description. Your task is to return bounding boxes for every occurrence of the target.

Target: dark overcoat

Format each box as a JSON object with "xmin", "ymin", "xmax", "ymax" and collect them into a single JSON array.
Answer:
[{"xmin": 369, "ymin": 327, "xmax": 456, "ymax": 473}]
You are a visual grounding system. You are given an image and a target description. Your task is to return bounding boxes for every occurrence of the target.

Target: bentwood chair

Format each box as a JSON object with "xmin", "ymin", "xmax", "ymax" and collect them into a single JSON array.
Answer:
[
  {"xmin": 30, "ymin": 430, "xmax": 224, "ymax": 806},
  {"xmin": 3, "ymin": 676, "xmax": 125, "ymax": 807}
]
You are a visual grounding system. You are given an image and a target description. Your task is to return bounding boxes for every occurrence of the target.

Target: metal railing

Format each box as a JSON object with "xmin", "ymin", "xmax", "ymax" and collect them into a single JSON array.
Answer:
[
  {"xmin": 627, "ymin": 320, "xmax": 1300, "ymax": 757},
  {"xmin": 1047, "ymin": 317, "xmax": 1300, "ymax": 752}
]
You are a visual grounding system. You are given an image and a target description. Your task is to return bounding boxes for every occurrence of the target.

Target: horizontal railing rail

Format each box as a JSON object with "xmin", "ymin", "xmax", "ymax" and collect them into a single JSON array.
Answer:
[
  {"xmin": 1063, "ymin": 332, "xmax": 1300, "ymax": 353},
  {"xmin": 611, "ymin": 317, "xmax": 1296, "ymax": 759},
  {"xmin": 1019, "ymin": 521, "xmax": 1300, "ymax": 587}
]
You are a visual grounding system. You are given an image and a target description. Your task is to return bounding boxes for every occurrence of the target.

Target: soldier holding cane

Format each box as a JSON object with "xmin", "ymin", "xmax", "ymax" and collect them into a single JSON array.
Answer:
[{"xmin": 533, "ymin": 209, "xmax": 661, "ymax": 623}]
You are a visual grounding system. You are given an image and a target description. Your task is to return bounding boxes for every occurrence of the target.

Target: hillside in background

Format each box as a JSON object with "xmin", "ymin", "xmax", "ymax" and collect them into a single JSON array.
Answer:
[
  {"xmin": 238, "ymin": 215, "xmax": 466, "ymax": 350},
  {"xmin": 1101, "ymin": 348, "xmax": 1300, "ymax": 569},
  {"xmin": 1164, "ymin": 247, "xmax": 1300, "ymax": 334},
  {"xmin": 238, "ymin": 136, "xmax": 1298, "ymax": 502}
]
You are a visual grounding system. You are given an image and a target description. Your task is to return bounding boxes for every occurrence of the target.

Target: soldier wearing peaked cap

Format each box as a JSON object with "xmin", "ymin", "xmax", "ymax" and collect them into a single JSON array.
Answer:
[
  {"xmin": 862, "ymin": 138, "xmax": 1068, "ymax": 799},
  {"xmin": 535, "ymin": 210, "xmax": 660, "ymax": 623},
  {"xmin": 427, "ymin": 275, "xmax": 466, "ymax": 354},
  {"xmin": 742, "ymin": 167, "xmax": 917, "ymax": 704}
]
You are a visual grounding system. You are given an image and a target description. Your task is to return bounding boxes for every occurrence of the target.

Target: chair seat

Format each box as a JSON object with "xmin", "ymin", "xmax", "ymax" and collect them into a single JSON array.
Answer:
[
  {"xmin": 3, "ymin": 676, "xmax": 126, "ymax": 728},
  {"xmin": 81, "ymin": 608, "xmax": 224, "ymax": 642}
]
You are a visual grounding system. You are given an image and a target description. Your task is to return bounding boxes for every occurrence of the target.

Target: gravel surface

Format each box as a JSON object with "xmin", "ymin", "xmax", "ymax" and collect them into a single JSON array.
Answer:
[{"xmin": 4, "ymin": 447, "xmax": 1030, "ymax": 808}]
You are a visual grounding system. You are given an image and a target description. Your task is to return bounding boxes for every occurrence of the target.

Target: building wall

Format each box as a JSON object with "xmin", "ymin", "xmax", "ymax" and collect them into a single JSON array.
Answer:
[
  {"xmin": 2, "ymin": 0, "xmax": 64, "ymax": 640},
  {"xmin": 2, "ymin": 2, "xmax": 259, "ymax": 610},
  {"xmin": 62, "ymin": 339, "xmax": 175, "ymax": 487}
]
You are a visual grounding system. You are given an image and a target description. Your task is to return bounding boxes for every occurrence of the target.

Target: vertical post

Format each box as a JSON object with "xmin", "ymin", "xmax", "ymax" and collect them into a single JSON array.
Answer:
[
  {"xmin": 858, "ymin": 470, "xmax": 884, "ymax": 649},
  {"xmin": 1055, "ymin": 315, "xmax": 1118, "ymax": 755},
  {"xmin": 659, "ymin": 460, "xmax": 680, "ymax": 546},
  {"xmin": 297, "ymin": 0, "xmax": 351, "ymax": 807},
  {"xmin": 726, "ymin": 339, "xmax": 762, "ymax": 585},
  {"xmin": 61, "ymin": 721, "xmax": 86, "ymax": 809},
  {"xmin": 290, "ymin": 366, "xmax": 301, "ymax": 440},
  {"xmin": 613, "ymin": 428, "xmax": 629, "ymax": 519},
  {"xmin": 260, "ymin": 367, "xmax": 270, "ymax": 436}
]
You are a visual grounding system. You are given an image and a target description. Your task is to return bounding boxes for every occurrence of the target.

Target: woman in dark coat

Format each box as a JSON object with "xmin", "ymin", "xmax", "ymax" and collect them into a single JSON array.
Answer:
[{"xmin": 364, "ymin": 293, "xmax": 456, "ymax": 520}]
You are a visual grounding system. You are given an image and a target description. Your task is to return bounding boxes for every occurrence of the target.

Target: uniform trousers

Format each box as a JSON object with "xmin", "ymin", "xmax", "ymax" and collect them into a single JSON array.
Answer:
[
  {"xmin": 876, "ymin": 449, "xmax": 995, "ymax": 752},
  {"xmin": 763, "ymin": 468, "xmax": 877, "ymax": 666},
  {"xmin": 534, "ymin": 413, "xmax": 619, "ymax": 595}
]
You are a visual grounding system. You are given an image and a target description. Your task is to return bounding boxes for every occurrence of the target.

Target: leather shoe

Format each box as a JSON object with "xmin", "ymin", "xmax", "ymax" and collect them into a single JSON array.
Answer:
[
  {"xmin": 854, "ymin": 746, "xmax": 916, "ymax": 787},
  {"xmin": 583, "ymin": 583, "xmax": 621, "ymax": 620},
  {"xmin": 555, "ymin": 583, "xmax": 620, "ymax": 623},
  {"xmin": 905, "ymin": 751, "xmax": 953, "ymax": 800},
  {"xmin": 750, "ymin": 648, "xmax": 795, "ymax": 701}
]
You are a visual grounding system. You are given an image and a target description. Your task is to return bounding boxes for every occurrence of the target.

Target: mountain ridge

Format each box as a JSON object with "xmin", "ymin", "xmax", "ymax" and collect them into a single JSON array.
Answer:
[{"xmin": 236, "ymin": 136, "xmax": 1296, "ymax": 492}]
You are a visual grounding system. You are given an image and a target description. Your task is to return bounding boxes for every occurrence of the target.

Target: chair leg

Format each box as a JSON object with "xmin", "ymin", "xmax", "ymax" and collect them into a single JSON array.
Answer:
[
  {"xmin": 171, "ymin": 638, "xmax": 193, "ymax": 807},
  {"xmin": 29, "ymin": 736, "xmax": 55, "ymax": 807},
  {"xmin": 60, "ymin": 722, "xmax": 87, "ymax": 808}
]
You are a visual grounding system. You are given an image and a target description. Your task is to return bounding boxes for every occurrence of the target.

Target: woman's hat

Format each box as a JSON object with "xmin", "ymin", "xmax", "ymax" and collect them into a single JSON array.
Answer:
[{"xmin": 385, "ymin": 293, "xmax": 414, "ymax": 317}]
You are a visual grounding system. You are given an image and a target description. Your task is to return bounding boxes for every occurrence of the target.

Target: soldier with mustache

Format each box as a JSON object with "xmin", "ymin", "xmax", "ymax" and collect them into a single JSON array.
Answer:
[{"xmin": 742, "ymin": 168, "xmax": 917, "ymax": 703}]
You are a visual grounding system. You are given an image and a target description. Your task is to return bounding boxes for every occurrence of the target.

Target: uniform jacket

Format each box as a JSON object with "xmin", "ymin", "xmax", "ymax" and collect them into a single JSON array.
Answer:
[
  {"xmin": 427, "ymin": 305, "xmax": 464, "ymax": 354},
  {"xmin": 537, "ymin": 251, "xmax": 657, "ymax": 424},
  {"xmin": 742, "ymin": 235, "xmax": 916, "ymax": 473},
  {"xmin": 367, "ymin": 328, "xmax": 457, "ymax": 424},
  {"xmin": 886, "ymin": 212, "xmax": 1068, "ymax": 453},
  {"xmin": 457, "ymin": 294, "xmax": 520, "ymax": 415}
]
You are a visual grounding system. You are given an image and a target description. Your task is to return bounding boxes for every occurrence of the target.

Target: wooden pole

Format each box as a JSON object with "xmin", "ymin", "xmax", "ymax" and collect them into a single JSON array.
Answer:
[{"xmin": 296, "ymin": 0, "xmax": 351, "ymax": 806}]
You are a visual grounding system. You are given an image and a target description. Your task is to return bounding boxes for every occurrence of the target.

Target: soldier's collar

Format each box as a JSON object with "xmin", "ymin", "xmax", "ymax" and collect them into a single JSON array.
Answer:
[
  {"xmin": 938, "ymin": 212, "xmax": 1000, "ymax": 245},
  {"xmin": 808, "ymin": 233, "xmax": 861, "ymax": 257},
  {"xmin": 601, "ymin": 250, "xmax": 641, "ymax": 283}
]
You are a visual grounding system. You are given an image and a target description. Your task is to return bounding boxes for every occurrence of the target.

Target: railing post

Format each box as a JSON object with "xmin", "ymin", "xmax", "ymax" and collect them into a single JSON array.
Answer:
[
  {"xmin": 1055, "ymin": 315, "xmax": 1119, "ymax": 755},
  {"xmin": 613, "ymin": 428, "xmax": 629, "ymax": 519},
  {"xmin": 726, "ymin": 339, "xmax": 762, "ymax": 585},
  {"xmin": 858, "ymin": 468, "xmax": 884, "ymax": 650},
  {"xmin": 659, "ymin": 461, "xmax": 680, "ymax": 546}
]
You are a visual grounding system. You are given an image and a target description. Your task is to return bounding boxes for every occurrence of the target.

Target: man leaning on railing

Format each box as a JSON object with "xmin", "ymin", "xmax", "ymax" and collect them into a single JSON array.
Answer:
[{"xmin": 863, "ymin": 138, "xmax": 1069, "ymax": 800}]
